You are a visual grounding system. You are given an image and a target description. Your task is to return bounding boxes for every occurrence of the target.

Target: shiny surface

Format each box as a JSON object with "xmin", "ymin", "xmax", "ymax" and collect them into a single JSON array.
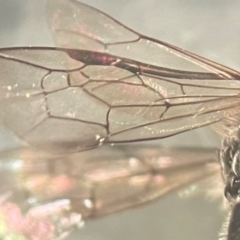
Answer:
[
  {"xmin": 1, "ymin": 1, "xmax": 240, "ymax": 154},
  {"xmin": 1, "ymin": 44, "xmax": 240, "ymax": 155},
  {"xmin": 0, "ymin": 0, "xmax": 240, "ymax": 239},
  {"xmin": 0, "ymin": 146, "xmax": 220, "ymax": 239}
]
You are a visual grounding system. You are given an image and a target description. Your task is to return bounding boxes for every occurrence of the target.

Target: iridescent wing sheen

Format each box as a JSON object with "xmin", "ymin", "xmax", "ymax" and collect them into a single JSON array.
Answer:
[
  {"xmin": 1, "ymin": 0, "xmax": 240, "ymax": 154},
  {"xmin": 0, "ymin": 146, "xmax": 220, "ymax": 239},
  {"xmin": 46, "ymin": 0, "xmax": 240, "ymax": 80},
  {"xmin": 0, "ymin": 50, "xmax": 240, "ymax": 152}
]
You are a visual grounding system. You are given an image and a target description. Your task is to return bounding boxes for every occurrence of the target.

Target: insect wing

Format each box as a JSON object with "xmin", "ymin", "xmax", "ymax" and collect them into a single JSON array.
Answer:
[
  {"xmin": 1, "ymin": 1, "xmax": 240, "ymax": 152},
  {"xmin": 47, "ymin": 0, "xmax": 240, "ymax": 79},
  {"xmin": 0, "ymin": 145, "xmax": 219, "ymax": 239},
  {"xmin": 0, "ymin": 48, "xmax": 240, "ymax": 153}
]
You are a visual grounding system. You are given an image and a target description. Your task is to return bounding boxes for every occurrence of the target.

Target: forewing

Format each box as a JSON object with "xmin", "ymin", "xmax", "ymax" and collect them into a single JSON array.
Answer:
[
  {"xmin": 1, "ymin": 1, "xmax": 240, "ymax": 152},
  {"xmin": 1, "ymin": 47, "xmax": 240, "ymax": 153},
  {"xmin": 0, "ymin": 145, "xmax": 220, "ymax": 239},
  {"xmin": 41, "ymin": 0, "xmax": 240, "ymax": 146}
]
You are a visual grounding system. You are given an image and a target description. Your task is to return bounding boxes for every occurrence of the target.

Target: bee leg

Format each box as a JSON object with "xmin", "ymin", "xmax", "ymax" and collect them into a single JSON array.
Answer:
[{"xmin": 227, "ymin": 200, "xmax": 240, "ymax": 240}]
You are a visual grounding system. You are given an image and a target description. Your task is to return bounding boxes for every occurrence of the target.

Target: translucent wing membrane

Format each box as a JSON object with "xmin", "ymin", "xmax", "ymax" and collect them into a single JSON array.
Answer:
[
  {"xmin": 47, "ymin": 0, "xmax": 240, "ymax": 79},
  {"xmin": 0, "ymin": 146, "xmax": 220, "ymax": 239},
  {"xmin": 0, "ymin": 47, "xmax": 240, "ymax": 153},
  {"xmin": 0, "ymin": 0, "xmax": 238, "ymax": 239},
  {"xmin": 0, "ymin": 0, "xmax": 240, "ymax": 153}
]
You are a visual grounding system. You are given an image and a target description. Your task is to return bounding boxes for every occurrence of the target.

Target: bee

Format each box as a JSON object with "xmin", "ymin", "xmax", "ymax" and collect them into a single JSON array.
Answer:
[{"xmin": 0, "ymin": 0, "xmax": 239, "ymax": 239}]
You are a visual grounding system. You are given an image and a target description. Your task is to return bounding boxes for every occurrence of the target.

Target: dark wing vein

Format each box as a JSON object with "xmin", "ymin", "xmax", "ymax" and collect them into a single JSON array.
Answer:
[
  {"xmin": 47, "ymin": 0, "xmax": 240, "ymax": 80},
  {"xmin": 0, "ymin": 0, "xmax": 240, "ymax": 153},
  {"xmin": 1, "ymin": 47, "xmax": 240, "ymax": 153}
]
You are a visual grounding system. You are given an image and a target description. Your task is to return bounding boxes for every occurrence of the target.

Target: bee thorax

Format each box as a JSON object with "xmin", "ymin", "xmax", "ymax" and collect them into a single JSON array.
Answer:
[{"xmin": 220, "ymin": 137, "xmax": 240, "ymax": 202}]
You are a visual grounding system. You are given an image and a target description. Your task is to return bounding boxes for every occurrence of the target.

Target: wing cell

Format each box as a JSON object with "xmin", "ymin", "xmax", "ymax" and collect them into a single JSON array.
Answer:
[{"xmin": 1, "ymin": 47, "xmax": 240, "ymax": 152}]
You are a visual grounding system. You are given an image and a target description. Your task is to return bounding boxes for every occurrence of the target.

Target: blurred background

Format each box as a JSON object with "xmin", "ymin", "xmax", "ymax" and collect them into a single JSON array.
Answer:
[{"xmin": 1, "ymin": 0, "xmax": 240, "ymax": 239}]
